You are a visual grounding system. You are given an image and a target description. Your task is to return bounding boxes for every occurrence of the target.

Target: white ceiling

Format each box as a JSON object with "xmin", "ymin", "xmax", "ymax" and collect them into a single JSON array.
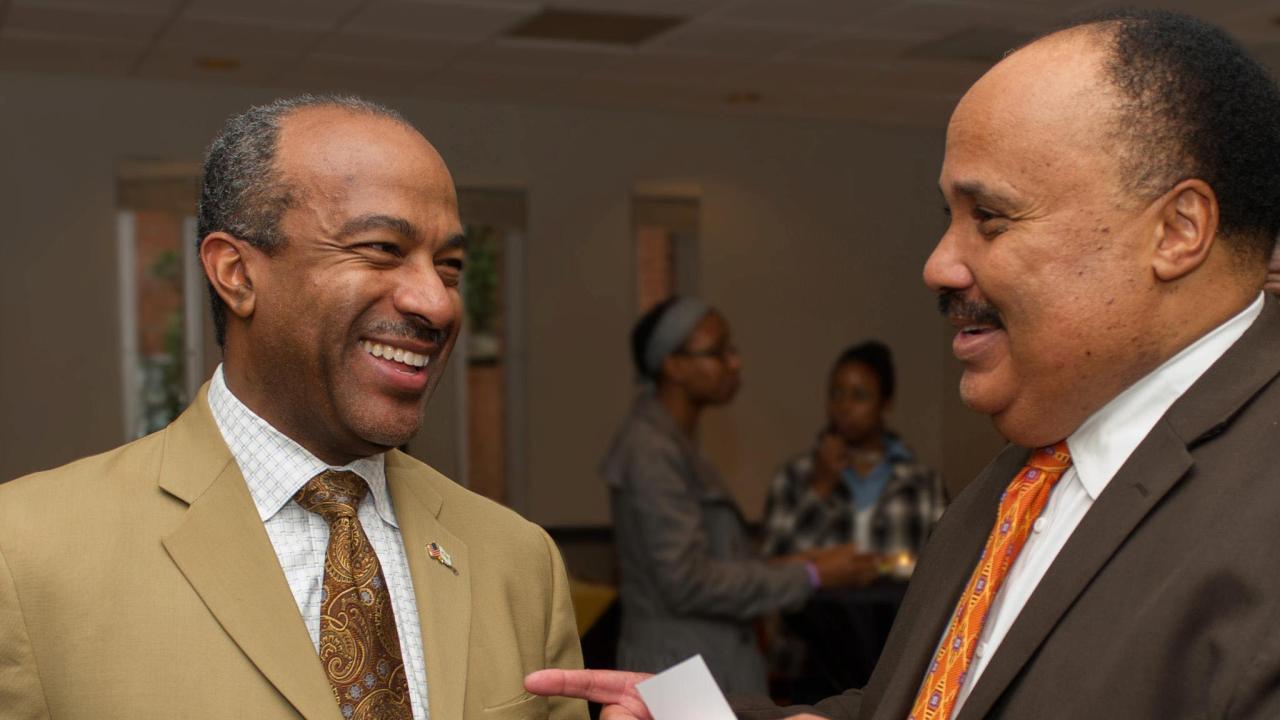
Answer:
[{"xmin": 1, "ymin": 0, "xmax": 1278, "ymax": 127}]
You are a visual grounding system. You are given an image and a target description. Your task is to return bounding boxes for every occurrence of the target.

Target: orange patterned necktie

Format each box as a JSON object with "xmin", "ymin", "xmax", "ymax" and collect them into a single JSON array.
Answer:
[
  {"xmin": 908, "ymin": 441, "xmax": 1072, "ymax": 720},
  {"xmin": 294, "ymin": 470, "xmax": 412, "ymax": 720}
]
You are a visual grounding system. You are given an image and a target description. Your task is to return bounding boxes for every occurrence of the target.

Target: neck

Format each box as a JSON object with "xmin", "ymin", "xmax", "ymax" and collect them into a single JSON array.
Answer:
[
  {"xmin": 221, "ymin": 359, "xmax": 363, "ymax": 467},
  {"xmin": 656, "ymin": 383, "xmax": 702, "ymax": 437}
]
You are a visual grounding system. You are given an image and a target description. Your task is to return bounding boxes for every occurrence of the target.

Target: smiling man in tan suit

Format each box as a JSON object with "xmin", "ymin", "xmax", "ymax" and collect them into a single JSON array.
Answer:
[{"xmin": 0, "ymin": 96, "xmax": 585, "ymax": 719}]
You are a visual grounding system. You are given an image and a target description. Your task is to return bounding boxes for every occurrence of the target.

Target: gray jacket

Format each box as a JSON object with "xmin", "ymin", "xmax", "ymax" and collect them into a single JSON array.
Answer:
[{"xmin": 602, "ymin": 394, "xmax": 812, "ymax": 695}]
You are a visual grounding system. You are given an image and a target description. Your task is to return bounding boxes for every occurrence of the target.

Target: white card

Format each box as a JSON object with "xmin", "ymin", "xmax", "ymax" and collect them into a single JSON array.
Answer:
[{"xmin": 635, "ymin": 655, "xmax": 737, "ymax": 720}]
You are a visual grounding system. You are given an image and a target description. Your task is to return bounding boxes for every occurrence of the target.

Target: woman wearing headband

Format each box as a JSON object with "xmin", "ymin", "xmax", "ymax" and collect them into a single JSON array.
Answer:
[{"xmin": 601, "ymin": 297, "xmax": 877, "ymax": 695}]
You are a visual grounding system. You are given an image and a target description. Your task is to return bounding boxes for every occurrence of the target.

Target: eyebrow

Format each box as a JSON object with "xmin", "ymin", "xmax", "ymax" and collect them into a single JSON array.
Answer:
[
  {"xmin": 949, "ymin": 180, "xmax": 1022, "ymax": 208},
  {"xmin": 337, "ymin": 215, "xmax": 467, "ymax": 252},
  {"xmin": 337, "ymin": 214, "xmax": 419, "ymax": 239},
  {"xmin": 440, "ymin": 233, "xmax": 467, "ymax": 252}
]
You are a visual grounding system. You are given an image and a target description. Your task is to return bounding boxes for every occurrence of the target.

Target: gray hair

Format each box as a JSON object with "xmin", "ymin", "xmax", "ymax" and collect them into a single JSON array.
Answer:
[{"xmin": 197, "ymin": 94, "xmax": 410, "ymax": 346}]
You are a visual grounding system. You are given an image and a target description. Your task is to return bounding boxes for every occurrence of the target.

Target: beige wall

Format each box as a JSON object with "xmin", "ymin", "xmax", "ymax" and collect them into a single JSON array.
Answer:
[{"xmin": 0, "ymin": 71, "xmax": 1004, "ymax": 525}]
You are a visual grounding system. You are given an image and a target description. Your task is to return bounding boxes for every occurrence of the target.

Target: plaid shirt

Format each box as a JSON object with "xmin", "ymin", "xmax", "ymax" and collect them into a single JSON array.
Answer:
[{"xmin": 762, "ymin": 438, "xmax": 946, "ymax": 556}]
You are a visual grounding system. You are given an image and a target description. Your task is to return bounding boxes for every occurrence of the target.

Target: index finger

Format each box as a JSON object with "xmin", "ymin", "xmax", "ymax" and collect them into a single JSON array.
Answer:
[{"xmin": 525, "ymin": 668, "xmax": 650, "ymax": 703}]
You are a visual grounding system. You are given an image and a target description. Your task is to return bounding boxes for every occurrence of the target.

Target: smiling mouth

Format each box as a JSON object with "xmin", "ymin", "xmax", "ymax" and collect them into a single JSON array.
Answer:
[
  {"xmin": 959, "ymin": 323, "xmax": 1002, "ymax": 336},
  {"xmin": 360, "ymin": 340, "xmax": 430, "ymax": 371}
]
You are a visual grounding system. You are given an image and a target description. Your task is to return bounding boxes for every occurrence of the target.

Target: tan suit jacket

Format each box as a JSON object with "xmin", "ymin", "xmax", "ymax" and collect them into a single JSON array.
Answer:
[{"xmin": 0, "ymin": 388, "xmax": 587, "ymax": 719}]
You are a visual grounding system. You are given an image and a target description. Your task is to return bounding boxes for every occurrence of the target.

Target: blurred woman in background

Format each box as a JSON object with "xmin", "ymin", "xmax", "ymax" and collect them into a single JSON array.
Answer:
[
  {"xmin": 601, "ymin": 297, "xmax": 875, "ymax": 695},
  {"xmin": 763, "ymin": 341, "xmax": 946, "ymax": 561}
]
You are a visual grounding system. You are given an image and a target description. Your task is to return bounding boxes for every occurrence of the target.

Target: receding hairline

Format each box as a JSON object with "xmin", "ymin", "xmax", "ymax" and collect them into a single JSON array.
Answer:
[{"xmin": 271, "ymin": 103, "xmax": 455, "ymax": 202}]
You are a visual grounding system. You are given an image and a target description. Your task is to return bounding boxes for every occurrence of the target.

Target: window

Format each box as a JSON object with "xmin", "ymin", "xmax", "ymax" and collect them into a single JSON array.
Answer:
[
  {"xmin": 633, "ymin": 193, "xmax": 699, "ymax": 312},
  {"xmin": 116, "ymin": 161, "xmax": 209, "ymax": 438}
]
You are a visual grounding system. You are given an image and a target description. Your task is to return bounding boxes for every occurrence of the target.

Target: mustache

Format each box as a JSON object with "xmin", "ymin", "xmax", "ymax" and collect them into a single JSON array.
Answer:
[
  {"xmin": 365, "ymin": 319, "xmax": 446, "ymax": 346},
  {"xmin": 937, "ymin": 290, "xmax": 1003, "ymax": 328}
]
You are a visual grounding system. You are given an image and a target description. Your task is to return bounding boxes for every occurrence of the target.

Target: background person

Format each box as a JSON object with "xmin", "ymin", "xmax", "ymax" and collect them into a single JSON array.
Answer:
[
  {"xmin": 601, "ymin": 296, "xmax": 876, "ymax": 696},
  {"xmin": 763, "ymin": 341, "xmax": 945, "ymax": 560}
]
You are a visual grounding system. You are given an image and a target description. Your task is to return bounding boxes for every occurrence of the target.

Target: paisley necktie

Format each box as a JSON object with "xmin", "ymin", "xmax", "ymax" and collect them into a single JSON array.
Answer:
[{"xmin": 295, "ymin": 470, "xmax": 412, "ymax": 720}]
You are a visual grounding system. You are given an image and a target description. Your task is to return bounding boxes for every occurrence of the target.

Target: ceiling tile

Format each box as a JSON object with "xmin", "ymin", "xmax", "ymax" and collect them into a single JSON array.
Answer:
[
  {"xmin": 159, "ymin": 17, "xmax": 325, "ymax": 56},
  {"xmin": 746, "ymin": 59, "xmax": 882, "ymax": 93},
  {"xmin": 646, "ymin": 19, "xmax": 825, "ymax": 58},
  {"xmin": 12, "ymin": 0, "xmax": 180, "ymax": 12},
  {"xmin": 1179, "ymin": 2, "xmax": 1280, "ymax": 42},
  {"xmin": 710, "ymin": 0, "xmax": 897, "ymax": 30},
  {"xmin": 133, "ymin": 44, "xmax": 299, "ymax": 85},
  {"xmin": 875, "ymin": 59, "xmax": 989, "ymax": 94},
  {"xmin": 289, "ymin": 53, "xmax": 440, "ymax": 93},
  {"xmin": 1071, "ymin": 0, "xmax": 1270, "ymax": 23},
  {"xmin": 780, "ymin": 31, "xmax": 929, "ymax": 64},
  {"xmin": 183, "ymin": 0, "xmax": 364, "ymax": 29},
  {"xmin": 856, "ymin": 0, "xmax": 1059, "ymax": 37},
  {"xmin": 5, "ymin": 3, "xmax": 169, "ymax": 43},
  {"xmin": 553, "ymin": 0, "xmax": 725, "ymax": 17},
  {"xmin": 586, "ymin": 49, "xmax": 754, "ymax": 88},
  {"xmin": 315, "ymin": 29, "xmax": 472, "ymax": 65},
  {"xmin": 343, "ymin": 1, "xmax": 533, "ymax": 40},
  {"xmin": 458, "ymin": 39, "xmax": 632, "ymax": 75},
  {"xmin": 0, "ymin": 29, "xmax": 144, "ymax": 75}
]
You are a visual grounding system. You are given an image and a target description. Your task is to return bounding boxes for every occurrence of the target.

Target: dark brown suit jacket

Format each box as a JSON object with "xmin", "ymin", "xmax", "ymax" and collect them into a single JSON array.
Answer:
[{"xmin": 738, "ymin": 295, "xmax": 1280, "ymax": 719}]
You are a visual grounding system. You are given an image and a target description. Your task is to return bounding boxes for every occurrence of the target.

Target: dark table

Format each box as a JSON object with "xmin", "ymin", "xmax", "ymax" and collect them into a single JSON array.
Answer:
[{"xmin": 779, "ymin": 579, "xmax": 909, "ymax": 705}]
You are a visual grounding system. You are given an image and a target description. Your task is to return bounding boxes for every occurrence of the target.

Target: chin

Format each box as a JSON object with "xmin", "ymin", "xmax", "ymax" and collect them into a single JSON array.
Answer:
[
  {"xmin": 355, "ymin": 427, "xmax": 417, "ymax": 453},
  {"xmin": 346, "ymin": 408, "xmax": 424, "ymax": 453}
]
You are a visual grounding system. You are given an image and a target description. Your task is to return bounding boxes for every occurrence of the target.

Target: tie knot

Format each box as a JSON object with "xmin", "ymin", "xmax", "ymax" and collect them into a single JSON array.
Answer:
[
  {"xmin": 1025, "ymin": 440, "xmax": 1072, "ymax": 474},
  {"xmin": 293, "ymin": 470, "xmax": 369, "ymax": 522}
]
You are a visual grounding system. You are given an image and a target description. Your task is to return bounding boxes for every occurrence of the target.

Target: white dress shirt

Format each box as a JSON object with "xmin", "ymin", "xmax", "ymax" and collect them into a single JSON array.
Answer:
[
  {"xmin": 208, "ymin": 365, "xmax": 430, "ymax": 720},
  {"xmin": 951, "ymin": 293, "xmax": 1265, "ymax": 714}
]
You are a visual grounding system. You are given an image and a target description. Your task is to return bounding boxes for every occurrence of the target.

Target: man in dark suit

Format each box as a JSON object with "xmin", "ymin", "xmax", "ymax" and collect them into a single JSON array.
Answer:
[{"xmin": 526, "ymin": 10, "xmax": 1280, "ymax": 719}]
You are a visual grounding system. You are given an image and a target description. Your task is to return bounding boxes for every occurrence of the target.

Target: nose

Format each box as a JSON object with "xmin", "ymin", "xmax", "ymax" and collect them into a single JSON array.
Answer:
[
  {"xmin": 725, "ymin": 348, "xmax": 743, "ymax": 374},
  {"xmin": 393, "ymin": 257, "xmax": 457, "ymax": 332},
  {"xmin": 922, "ymin": 225, "xmax": 974, "ymax": 294}
]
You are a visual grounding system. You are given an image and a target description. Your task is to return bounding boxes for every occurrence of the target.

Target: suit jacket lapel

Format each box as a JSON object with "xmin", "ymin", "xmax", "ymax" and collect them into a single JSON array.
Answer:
[
  {"xmin": 867, "ymin": 444, "xmax": 1029, "ymax": 720},
  {"xmin": 956, "ymin": 296, "xmax": 1280, "ymax": 720},
  {"xmin": 954, "ymin": 423, "xmax": 1191, "ymax": 720},
  {"xmin": 387, "ymin": 452, "xmax": 472, "ymax": 720},
  {"xmin": 158, "ymin": 389, "xmax": 341, "ymax": 720}
]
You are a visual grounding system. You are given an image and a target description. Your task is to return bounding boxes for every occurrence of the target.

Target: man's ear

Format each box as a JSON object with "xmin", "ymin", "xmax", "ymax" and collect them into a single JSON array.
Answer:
[
  {"xmin": 1151, "ymin": 178, "xmax": 1219, "ymax": 282},
  {"xmin": 200, "ymin": 232, "xmax": 256, "ymax": 320}
]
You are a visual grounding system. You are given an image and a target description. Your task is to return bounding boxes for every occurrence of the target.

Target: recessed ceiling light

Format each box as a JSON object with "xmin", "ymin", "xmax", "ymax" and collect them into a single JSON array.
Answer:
[{"xmin": 194, "ymin": 56, "xmax": 240, "ymax": 72}]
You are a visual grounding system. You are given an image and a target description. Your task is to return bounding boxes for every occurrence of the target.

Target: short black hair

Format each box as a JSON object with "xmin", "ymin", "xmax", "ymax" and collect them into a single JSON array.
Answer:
[
  {"xmin": 1062, "ymin": 10, "xmax": 1280, "ymax": 262},
  {"xmin": 197, "ymin": 94, "xmax": 408, "ymax": 347},
  {"xmin": 630, "ymin": 297, "xmax": 681, "ymax": 382},
  {"xmin": 832, "ymin": 340, "xmax": 895, "ymax": 401}
]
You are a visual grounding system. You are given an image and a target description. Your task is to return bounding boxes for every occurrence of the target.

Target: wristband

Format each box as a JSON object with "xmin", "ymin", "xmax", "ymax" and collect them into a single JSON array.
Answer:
[{"xmin": 804, "ymin": 561, "xmax": 821, "ymax": 588}]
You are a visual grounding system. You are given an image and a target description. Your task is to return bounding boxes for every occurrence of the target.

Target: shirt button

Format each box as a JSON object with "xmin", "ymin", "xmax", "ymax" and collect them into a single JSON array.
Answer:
[
  {"xmin": 1033, "ymin": 517, "xmax": 1047, "ymax": 533},
  {"xmin": 975, "ymin": 642, "xmax": 987, "ymax": 659}
]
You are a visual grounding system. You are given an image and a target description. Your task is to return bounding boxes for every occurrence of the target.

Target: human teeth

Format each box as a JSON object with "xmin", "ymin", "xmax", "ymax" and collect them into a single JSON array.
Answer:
[{"xmin": 360, "ymin": 340, "xmax": 430, "ymax": 368}]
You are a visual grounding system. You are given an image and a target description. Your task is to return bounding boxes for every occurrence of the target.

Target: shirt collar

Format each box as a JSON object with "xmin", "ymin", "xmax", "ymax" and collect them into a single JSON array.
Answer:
[
  {"xmin": 207, "ymin": 364, "xmax": 396, "ymax": 527},
  {"xmin": 1067, "ymin": 293, "xmax": 1264, "ymax": 500}
]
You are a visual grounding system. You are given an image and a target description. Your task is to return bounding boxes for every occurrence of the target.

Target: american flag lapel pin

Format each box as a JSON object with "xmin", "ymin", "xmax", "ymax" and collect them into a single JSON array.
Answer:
[{"xmin": 427, "ymin": 542, "xmax": 457, "ymax": 574}]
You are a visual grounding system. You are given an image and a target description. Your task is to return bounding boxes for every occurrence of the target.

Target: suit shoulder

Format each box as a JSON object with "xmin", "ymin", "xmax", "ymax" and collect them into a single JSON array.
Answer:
[{"xmin": 0, "ymin": 430, "xmax": 165, "ymax": 505}]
